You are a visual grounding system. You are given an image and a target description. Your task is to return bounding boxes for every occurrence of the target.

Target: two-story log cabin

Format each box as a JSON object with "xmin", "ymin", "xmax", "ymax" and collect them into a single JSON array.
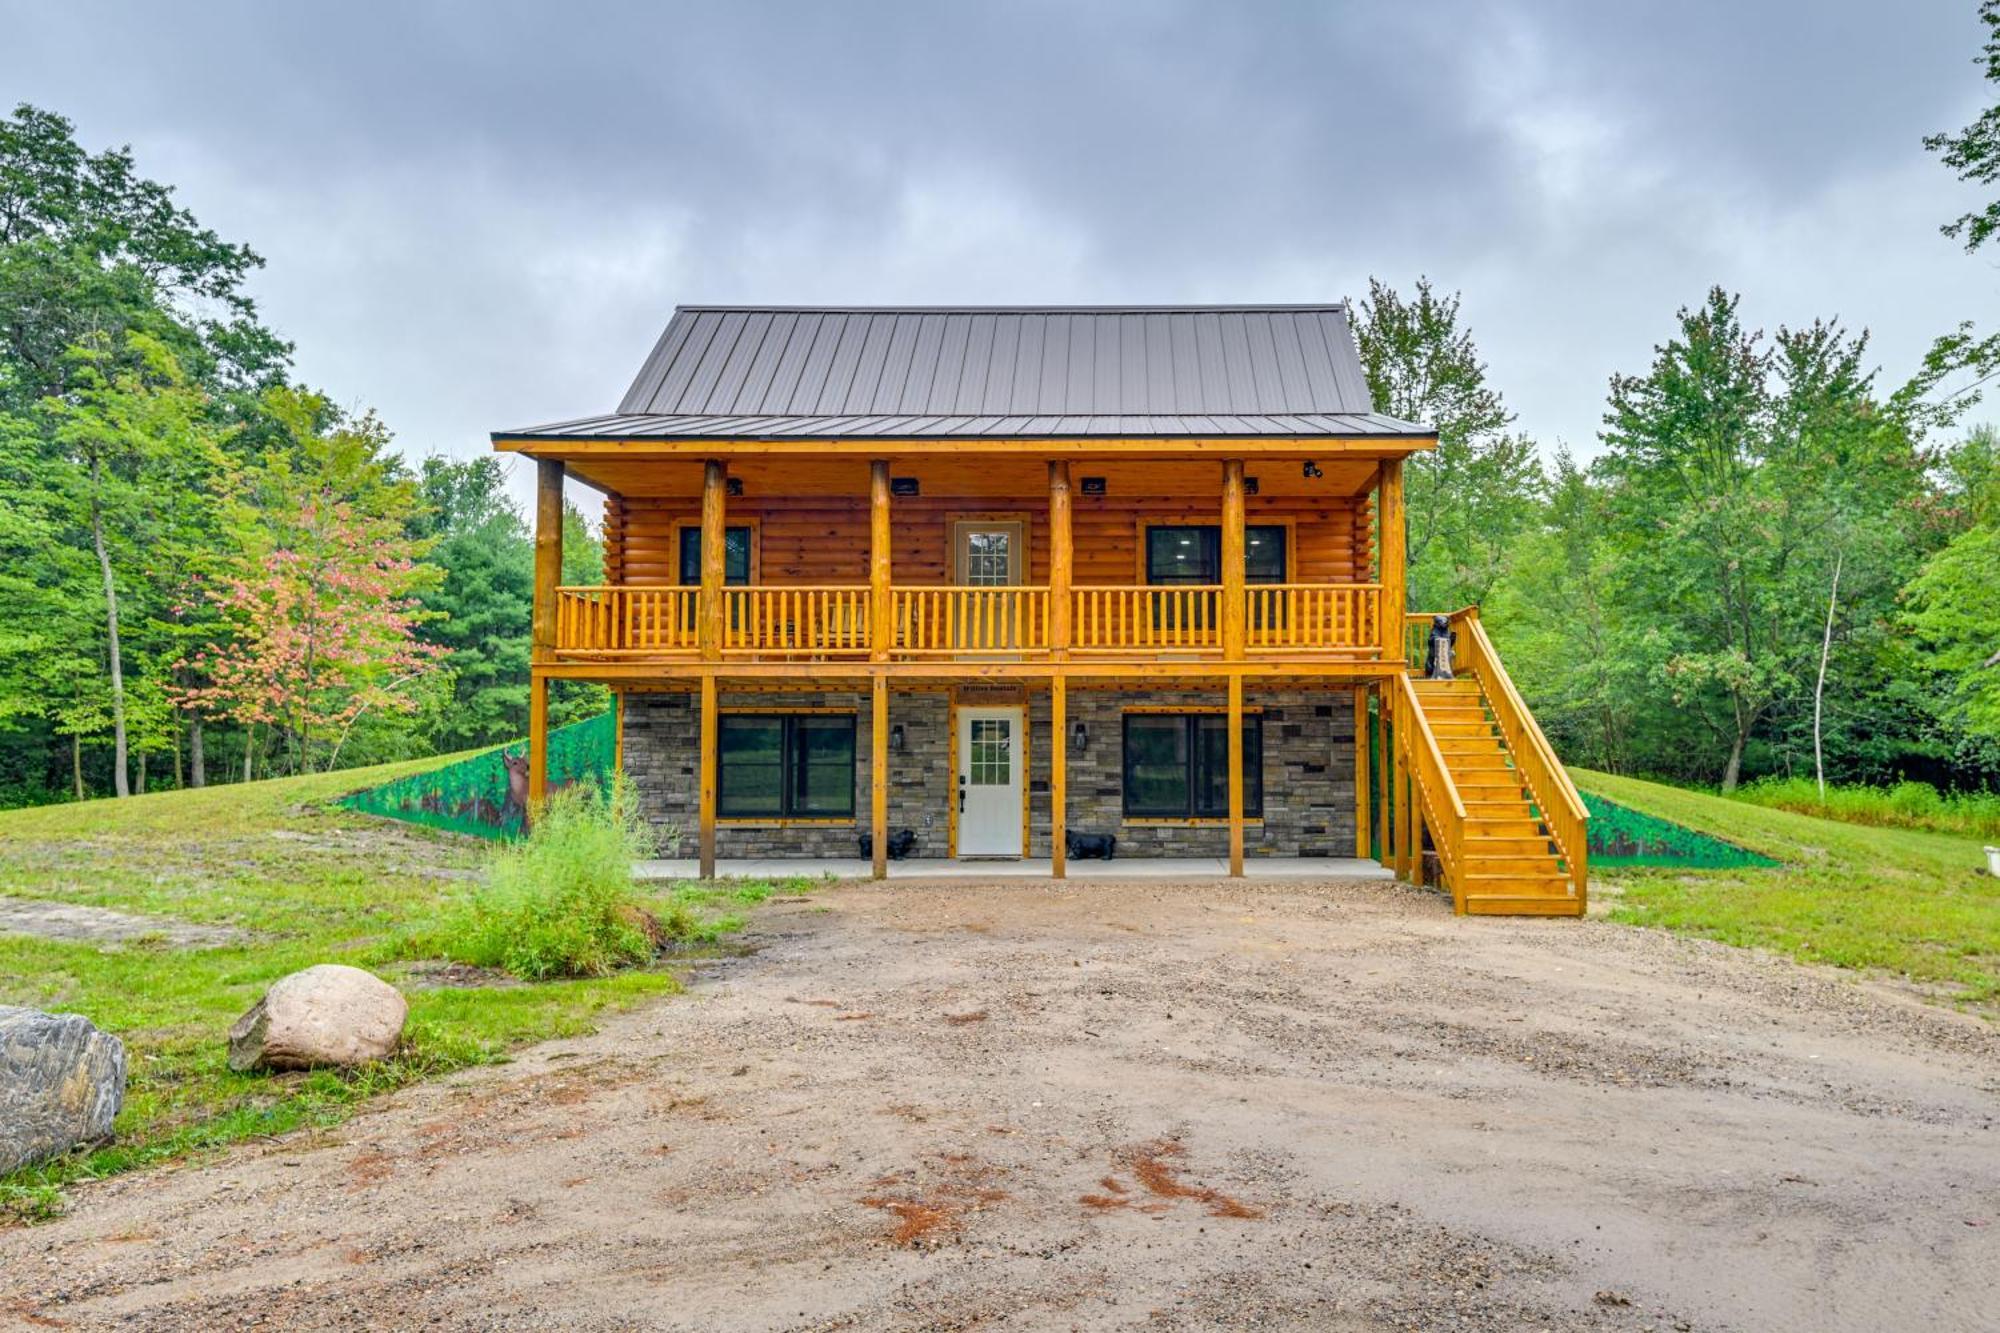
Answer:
[{"xmin": 495, "ymin": 304, "xmax": 1588, "ymax": 915}]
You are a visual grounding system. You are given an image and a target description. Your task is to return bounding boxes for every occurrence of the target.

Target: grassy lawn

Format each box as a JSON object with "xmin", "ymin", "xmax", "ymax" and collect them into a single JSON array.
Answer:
[
  {"xmin": 0, "ymin": 759, "xmax": 795, "ymax": 1221},
  {"xmin": 1574, "ymin": 768, "xmax": 2000, "ymax": 1012}
]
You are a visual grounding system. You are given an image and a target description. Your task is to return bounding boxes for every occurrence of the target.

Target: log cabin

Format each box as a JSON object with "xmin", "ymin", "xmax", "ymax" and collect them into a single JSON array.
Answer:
[{"xmin": 493, "ymin": 304, "xmax": 1588, "ymax": 915}]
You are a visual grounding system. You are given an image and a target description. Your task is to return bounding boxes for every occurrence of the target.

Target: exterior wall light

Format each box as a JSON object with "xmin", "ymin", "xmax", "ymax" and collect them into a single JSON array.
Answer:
[
  {"xmin": 1080, "ymin": 477, "xmax": 1107, "ymax": 496},
  {"xmin": 891, "ymin": 477, "xmax": 920, "ymax": 496},
  {"xmin": 1070, "ymin": 720, "xmax": 1088, "ymax": 751},
  {"xmin": 726, "ymin": 476, "xmax": 744, "ymax": 497},
  {"xmin": 1302, "ymin": 460, "xmax": 1322, "ymax": 479},
  {"xmin": 889, "ymin": 723, "xmax": 907, "ymax": 752}
]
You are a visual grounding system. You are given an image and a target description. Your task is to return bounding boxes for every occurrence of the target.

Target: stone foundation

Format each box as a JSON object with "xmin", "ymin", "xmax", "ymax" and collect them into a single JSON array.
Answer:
[{"xmin": 621, "ymin": 686, "xmax": 1360, "ymax": 860}]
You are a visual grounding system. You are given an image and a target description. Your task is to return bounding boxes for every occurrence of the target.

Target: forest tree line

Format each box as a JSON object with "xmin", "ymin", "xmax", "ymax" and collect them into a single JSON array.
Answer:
[
  {"xmin": 3, "ymin": 59, "xmax": 2000, "ymax": 806},
  {"xmin": 0, "ymin": 105, "xmax": 603, "ymax": 806}
]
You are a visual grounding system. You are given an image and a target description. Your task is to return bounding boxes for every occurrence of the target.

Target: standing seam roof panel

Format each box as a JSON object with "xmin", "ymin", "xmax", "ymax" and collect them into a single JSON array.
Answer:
[{"xmin": 592, "ymin": 304, "xmax": 1425, "ymax": 430}]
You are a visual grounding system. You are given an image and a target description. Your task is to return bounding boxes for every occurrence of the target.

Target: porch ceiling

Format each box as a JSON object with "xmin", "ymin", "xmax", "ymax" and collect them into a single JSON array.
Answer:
[{"xmin": 562, "ymin": 454, "xmax": 1383, "ymax": 500}]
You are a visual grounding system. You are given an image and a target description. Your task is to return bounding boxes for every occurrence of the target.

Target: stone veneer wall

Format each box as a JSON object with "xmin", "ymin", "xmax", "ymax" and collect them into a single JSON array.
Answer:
[{"xmin": 621, "ymin": 686, "xmax": 1358, "ymax": 860}]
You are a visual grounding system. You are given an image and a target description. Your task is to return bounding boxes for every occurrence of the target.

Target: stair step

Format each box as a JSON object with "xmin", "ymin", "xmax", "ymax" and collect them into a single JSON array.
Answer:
[
  {"xmin": 1465, "ymin": 894, "xmax": 1585, "ymax": 917},
  {"xmin": 1465, "ymin": 823, "xmax": 1550, "ymax": 842},
  {"xmin": 1464, "ymin": 836, "xmax": 1557, "ymax": 856},
  {"xmin": 1463, "ymin": 873, "xmax": 1573, "ymax": 894}
]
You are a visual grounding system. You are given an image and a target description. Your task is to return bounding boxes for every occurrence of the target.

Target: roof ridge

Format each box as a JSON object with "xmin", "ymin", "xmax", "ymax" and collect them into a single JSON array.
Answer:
[{"xmin": 668, "ymin": 303, "xmax": 1349, "ymax": 315}]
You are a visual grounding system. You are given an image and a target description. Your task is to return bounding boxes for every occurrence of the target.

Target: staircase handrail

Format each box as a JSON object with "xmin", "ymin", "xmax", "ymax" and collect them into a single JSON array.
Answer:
[
  {"xmin": 1392, "ymin": 670, "xmax": 1468, "ymax": 907},
  {"xmin": 1450, "ymin": 608, "xmax": 1590, "ymax": 901}
]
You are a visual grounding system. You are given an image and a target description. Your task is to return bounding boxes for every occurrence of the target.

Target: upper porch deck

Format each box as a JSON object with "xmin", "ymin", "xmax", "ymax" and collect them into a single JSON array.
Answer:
[{"xmin": 525, "ymin": 447, "xmax": 1415, "ymax": 675}]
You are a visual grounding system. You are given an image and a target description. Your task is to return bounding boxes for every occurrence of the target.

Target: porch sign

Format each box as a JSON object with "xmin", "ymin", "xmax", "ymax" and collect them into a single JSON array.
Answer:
[{"xmin": 338, "ymin": 712, "xmax": 617, "ymax": 840}]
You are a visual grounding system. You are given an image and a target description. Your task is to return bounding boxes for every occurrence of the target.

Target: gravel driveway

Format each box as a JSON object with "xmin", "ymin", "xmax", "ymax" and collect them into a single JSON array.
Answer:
[{"xmin": 4, "ymin": 877, "xmax": 1995, "ymax": 1331}]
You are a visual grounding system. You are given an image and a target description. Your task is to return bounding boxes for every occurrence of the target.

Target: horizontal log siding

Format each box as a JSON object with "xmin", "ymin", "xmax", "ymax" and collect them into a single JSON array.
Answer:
[{"xmin": 602, "ymin": 493, "xmax": 1371, "ymax": 587}]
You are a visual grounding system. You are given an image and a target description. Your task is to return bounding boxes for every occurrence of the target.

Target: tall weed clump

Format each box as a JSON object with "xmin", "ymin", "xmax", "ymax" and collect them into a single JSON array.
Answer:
[
  {"xmin": 441, "ymin": 779, "xmax": 668, "ymax": 979},
  {"xmin": 1732, "ymin": 776, "xmax": 2000, "ymax": 841}
]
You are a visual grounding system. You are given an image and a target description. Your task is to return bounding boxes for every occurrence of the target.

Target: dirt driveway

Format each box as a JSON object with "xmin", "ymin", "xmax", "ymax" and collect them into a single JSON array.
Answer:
[{"xmin": 4, "ymin": 877, "xmax": 1996, "ymax": 1331}]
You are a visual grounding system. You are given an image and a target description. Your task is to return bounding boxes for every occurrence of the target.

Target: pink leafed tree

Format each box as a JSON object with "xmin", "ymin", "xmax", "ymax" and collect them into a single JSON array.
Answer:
[{"xmin": 173, "ymin": 501, "xmax": 447, "ymax": 774}]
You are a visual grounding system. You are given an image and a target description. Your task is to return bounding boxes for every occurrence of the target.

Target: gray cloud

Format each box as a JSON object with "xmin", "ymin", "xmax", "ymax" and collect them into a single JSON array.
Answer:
[{"xmin": 5, "ymin": 0, "xmax": 1993, "ymax": 512}]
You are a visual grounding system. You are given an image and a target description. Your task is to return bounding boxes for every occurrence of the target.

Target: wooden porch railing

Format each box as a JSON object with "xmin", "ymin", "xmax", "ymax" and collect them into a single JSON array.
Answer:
[
  {"xmin": 555, "ymin": 586, "xmax": 698, "ymax": 653},
  {"xmin": 1449, "ymin": 608, "xmax": 1590, "ymax": 899},
  {"xmin": 1393, "ymin": 670, "xmax": 1468, "ymax": 908},
  {"xmin": 720, "ymin": 586, "xmax": 872, "ymax": 655},
  {"xmin": 552, "ymin": 582, "xmax": 1391, "ymax": 659},
  {"xmin": 1070, "ymin": 585, "xmax": 1222, "ymax": 652},
  {"xmin": 1246, "ymin": 583, "xmax": 1381, "ymax": 652},
  {"xmin": 892, "ymin": 586, "xmax": 1050, "ymax": 654}
]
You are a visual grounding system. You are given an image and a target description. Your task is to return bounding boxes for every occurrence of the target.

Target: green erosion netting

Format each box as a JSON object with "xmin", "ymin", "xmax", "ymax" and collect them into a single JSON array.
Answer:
[
  {"xmin": 338, "ymin": 713, "xmax": 617, "ymax": 839},
  {"xmin": 1582, "ymin": 792, "xmax": 1780, "ymax": 869}
]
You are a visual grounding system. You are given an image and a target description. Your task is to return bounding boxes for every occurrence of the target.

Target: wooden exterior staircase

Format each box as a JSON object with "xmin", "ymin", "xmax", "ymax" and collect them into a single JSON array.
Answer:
[{"xmin": 1390, "ymin": 610, "xmax": 1589, "ymax": 917}]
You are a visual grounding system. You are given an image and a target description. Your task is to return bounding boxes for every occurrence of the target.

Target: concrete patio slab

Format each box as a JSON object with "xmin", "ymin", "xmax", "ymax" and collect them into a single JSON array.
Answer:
[{"xmin": 633, "ymin": 855, "xmax": 1396, "ymax": 882}]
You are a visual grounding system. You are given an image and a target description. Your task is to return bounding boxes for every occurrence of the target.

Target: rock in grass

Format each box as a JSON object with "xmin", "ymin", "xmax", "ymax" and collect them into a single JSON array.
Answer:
[
  {"xmin": 227, "ymin": 965, "xmax": 407, "ymax": 1072},
  {"xmin": 0, "ymin": 1006, "xmax": 127, "ymax": 1173}
]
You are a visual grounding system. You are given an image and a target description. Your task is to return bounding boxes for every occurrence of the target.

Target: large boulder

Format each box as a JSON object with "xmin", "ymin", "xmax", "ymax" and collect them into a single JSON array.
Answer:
[
  {"xmin": 0, "ymin": 1006, "xmax": 127, "ymax": 1174},
  {"xmin": 228, "ymin": 965, "xmax": 407, "ymax": 1072}
]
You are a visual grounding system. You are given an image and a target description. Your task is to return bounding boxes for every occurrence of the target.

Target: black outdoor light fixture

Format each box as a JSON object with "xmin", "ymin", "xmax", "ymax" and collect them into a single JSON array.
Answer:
[
  {"xmin": 1080, "ymin": 476, "xmax": 1107, "ymax": 496},
  {"xmin": 1244, "ymin": 475, "xmax": 1260, "ymax": 495},
  {"xmin": 726, "ymin": 476, "xmax": 744, "ymax": 497},
  {"xmin": 1302, "ymin": 460, "xmax": 1323, "ymax": 479},
  {"xmin": 1070, "ymin": 719, "xmax": 1088, "ymax": 751},
  {"xmin": 890, "ymin": 477, "xmax": 920, "ymax": 497},
  {"xmin": 889, "ymin": 722, "xmax": 907, "ymax": 752}
]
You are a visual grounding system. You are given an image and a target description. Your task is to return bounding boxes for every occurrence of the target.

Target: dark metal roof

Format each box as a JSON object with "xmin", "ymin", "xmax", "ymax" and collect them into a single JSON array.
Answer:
[
  {"xmin": 502, "ymin": 410, "xmax": 1424, "ymax": 441},
  {"xmin": 499, "ymin": 305, "xmax": 1432, "ymax": 441}
]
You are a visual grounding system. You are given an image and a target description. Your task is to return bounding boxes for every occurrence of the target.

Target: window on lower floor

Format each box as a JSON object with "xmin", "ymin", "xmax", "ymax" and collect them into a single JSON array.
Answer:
[
  {"xmin": 1121, "ymin": 713, "xmax": 1263, "ymax": 819},
  {"xmin": 717, "ymin": 713, "xmax": 856, "ymax": 818}
]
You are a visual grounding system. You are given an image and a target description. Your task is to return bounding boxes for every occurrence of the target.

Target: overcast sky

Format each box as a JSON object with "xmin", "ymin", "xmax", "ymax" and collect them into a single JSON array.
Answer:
[{"xmin": 6, "ymin": 2, "xmax": 1996, "ymax": 509}]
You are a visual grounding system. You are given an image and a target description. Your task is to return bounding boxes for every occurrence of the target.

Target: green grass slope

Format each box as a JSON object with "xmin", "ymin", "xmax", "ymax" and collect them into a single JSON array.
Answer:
[
  {"xmin": 0, "ymin": 755, "xmax": 688, "ymax": 1220},
  {"xmin": 1572, "ymin": 767, "xmax": 2000, "ymax": 1010}
]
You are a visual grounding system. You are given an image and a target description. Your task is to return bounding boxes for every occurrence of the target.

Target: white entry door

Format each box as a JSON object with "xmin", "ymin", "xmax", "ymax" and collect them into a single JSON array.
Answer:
[{"xmin": 957, "ymin": 706, "xmax": 1024, "ymax": 857}]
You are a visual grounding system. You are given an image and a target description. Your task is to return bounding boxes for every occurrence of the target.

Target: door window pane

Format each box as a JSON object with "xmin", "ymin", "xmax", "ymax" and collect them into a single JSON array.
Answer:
[
  {"xmin": 1194, "ymin": 715, "xmax": 1263, "ymax": 818},
  {"xmin": 1147, "ymin": 527, "xmax": 1216, "ymax": 584},
  {"xmin": 1146, "ymin": 525, "xmax": 1287, "ymax": 585},
  {"xmin": 963, "ymin": 531, "xmax": 1013, "ymax": 586},
  {"xmin": 969, "ymin": 718, "xmax": 1011, "ymax": 785},
  {"xmin": 1245, "ymin": 526, "xmax": 1287, "ymax": 582},
  {"xmin": 678, "ymin": 526, "xmax": 753, "ymax": 584}
]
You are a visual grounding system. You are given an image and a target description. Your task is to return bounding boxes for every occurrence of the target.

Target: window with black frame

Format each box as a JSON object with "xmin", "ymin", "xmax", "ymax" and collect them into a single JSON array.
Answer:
[
  {"xmin": 1121, "ymin": 712, "xmax": 1263, "ymax": 819},
  {"xmin": 717, "ymin": 713, "xmax": 856, "ymax": 819},
  {"xmin": 678, "ymin": 525, "xmax": 753, "ymax": 629},
  {"xmin": 1143, "ymin": 525, "xmax": 1286, "ymax": 632}
]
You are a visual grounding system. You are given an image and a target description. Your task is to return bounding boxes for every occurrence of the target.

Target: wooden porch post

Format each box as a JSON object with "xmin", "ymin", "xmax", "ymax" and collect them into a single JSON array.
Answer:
[
  {"xmin": 1379, "ymin": 458, "xmax": 1406, "ymax": 662},
  {"xmin": 1051, "ymin": 674, "xmax": 1067, "ymax": 879},
  {"xmin": 1227, "ymin": 673, "xmax": 1245, "ymax": 877},
  {"xmin": 527, "ymin": 671, "xmax": 549, "ymax": 814},
  {"xmin": 698, "ymin": 674, "xmax": 717, "ymax": 879},
  {"xmin": 1049, "ymin": 461, "xmax": 1072, "ymax": 882},
  {"xmin": 871, "ymin": 674, "xmax": 888, "ymax": 880},
  {"xmin": 1048, "ymin": 461, "xmax": 1072, "ymax": 658},
  {"xmin": 1391, "ymin": 705, "xmax": 1409, "ymax": 881},
  {"xmin": 529, "ymin": 459, "xmax": 564, "ymax": 814},
  {"xmin": 870, "ymin": 461, "xmax": 892, "ymax": 661},
  {"xmin": 700, "ymin": 460, "xmax": 727, "ymax": 660},
  {"xmin": 1402, "ymin": 765, "xmax": 1420, "ymax": 883},
  {"xmin": 1376, "ymin": 688, "xmax": 1392, "ymax": 868},
  {"xmin": 1353, "ymin": 685, "xmax": 1370, "ymax": 858},
  {"xmin": 1221, "ymin": 460, "xmax": 1246, "ymax": 660}
]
